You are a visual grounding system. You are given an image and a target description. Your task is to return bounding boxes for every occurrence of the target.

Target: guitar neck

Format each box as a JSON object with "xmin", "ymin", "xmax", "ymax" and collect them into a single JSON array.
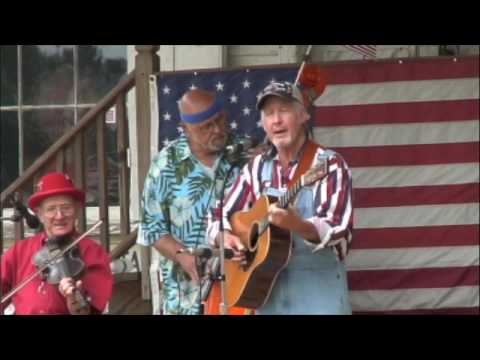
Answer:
[{"xmin": 278, "ymin": 180, "xmax": 302, "ymax": 209}]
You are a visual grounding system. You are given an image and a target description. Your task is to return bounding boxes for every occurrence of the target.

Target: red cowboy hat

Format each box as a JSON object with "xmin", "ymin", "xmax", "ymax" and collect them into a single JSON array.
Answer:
[{"xmin": 28, "ymin": 172, "xmax": 85, "ymax": 210}]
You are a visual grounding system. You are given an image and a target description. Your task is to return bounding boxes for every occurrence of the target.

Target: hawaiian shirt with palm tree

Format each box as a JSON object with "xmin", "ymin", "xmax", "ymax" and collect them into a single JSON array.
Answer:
[{"xmin": 138, "ymin": 134, "xmax": 248, "ymax": 315}]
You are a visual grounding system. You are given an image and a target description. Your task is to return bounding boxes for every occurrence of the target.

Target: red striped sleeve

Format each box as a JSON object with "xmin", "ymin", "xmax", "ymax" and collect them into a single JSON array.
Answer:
[
  {"xmin": 331, "ymin": 167, "xmax": 350, "ymax": 225},
  {"xmin": 224, "ymin": 172, "xmax": 252, "ymax": 220},
  {"xmin": 317, "ymin": 164, "xmax": 336, "ymax": 218},
  {"xmin": 314, "ymin": 151, "xmax": 354, "ymax": 257}
]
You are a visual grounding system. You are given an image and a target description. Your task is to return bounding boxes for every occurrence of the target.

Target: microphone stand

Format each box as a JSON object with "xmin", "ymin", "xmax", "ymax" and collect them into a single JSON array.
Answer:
[
  {"xmin": 0, "ymin": 260, "xmax": 2, "ymax": 315},
  {"xmin": 1, "ymin": 196, "xmax": 39, "ymax": 315},
  {"xmin": 0, "ymin": 218, "xmax": 3, "ymax": 315},
  {"xmin": 0, "ymin": 209, "xmax": 12, "ymax": 316},
  {"xmin": 0, "ymin": 214, "xmax": 20, "ymax": 315},
  {"xmin": 217, "ymin": 157, "xmax": 241, "ymax": 315}
]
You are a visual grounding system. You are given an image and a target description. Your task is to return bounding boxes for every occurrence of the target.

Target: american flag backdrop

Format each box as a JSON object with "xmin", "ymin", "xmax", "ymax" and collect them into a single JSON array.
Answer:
[
  {"xmin": 155, "ymin": 56, "xmax": 479, "ymax": 314},
  {"xmin": 156, "ymin": 66, "xmax": 298, "ymax": 147}
]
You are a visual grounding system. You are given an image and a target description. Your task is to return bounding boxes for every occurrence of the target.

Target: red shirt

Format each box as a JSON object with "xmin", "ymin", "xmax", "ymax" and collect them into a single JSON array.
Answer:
[{"xmin": 1, "ymin": 232, "xmax": 113, "ymax": 315}]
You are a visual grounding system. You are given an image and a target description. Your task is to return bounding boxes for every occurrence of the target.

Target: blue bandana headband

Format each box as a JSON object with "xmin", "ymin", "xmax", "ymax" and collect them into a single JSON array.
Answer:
[{"xmin": 180, "ymin": 98, "xmax": 224, "ymax": 124}]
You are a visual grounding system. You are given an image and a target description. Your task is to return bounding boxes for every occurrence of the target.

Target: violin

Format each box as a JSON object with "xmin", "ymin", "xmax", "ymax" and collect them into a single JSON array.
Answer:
[
  {"xmin": 32, "ymin": 234, "xmax": 90, "ymax": 310},
  {"xmin": 33, "ymin": 235, "xmax": 85, "ymax": 283}
]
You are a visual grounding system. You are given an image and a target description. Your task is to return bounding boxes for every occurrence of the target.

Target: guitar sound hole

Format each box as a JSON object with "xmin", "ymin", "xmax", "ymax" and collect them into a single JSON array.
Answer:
[
  {"xmin": 241, "ymin": 223, "xmax": 259, "ymax": 270},
  {"xmin": 248, "ymin": 222, "xmax": 259, "ymax": 252}
]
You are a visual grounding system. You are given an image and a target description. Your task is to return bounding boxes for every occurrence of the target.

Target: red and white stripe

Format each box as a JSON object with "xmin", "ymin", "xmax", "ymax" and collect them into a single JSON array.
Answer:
[
  {"xmin": 343, "ymin": 45, "xmax": 377, "ymax": 58},
  {"xmin": 312, "ymin": 56, "xmax": 479, "ymax": 314}
]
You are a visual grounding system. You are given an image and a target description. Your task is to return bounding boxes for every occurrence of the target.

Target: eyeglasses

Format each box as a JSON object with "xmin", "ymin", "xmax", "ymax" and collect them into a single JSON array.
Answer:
[{"xmin": 42, "ymin": 204, "xmax": 76, "ymax": 218}]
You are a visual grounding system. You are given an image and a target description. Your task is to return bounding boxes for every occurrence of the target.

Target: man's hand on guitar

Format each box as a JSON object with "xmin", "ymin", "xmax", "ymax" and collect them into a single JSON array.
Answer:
[
  {"xmin": 216, "ymin": 231, "xmax": 246, "ymax": 263},
  {"xmin": 268, "ymin": 203, "xmax": 301, "ymax": 230},
  {"xmin": 268, "ymin": 203, "xmax": 320, "ymax": 243}
]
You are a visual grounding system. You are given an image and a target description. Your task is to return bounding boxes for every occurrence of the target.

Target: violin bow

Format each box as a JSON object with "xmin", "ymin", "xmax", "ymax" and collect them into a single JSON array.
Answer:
[{"xmin": 0, "ymin": 220, "xmax": 103, "ymax": 305}]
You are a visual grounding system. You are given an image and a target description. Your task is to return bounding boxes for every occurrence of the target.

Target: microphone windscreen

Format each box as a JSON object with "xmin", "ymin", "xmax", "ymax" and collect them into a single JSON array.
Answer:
[{"xmin": 224, "ymin": 248, "xmax": 235, "ymax": 260}]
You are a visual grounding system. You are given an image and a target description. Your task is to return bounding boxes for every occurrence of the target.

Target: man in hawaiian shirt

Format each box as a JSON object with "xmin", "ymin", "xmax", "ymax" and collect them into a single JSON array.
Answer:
[{"xmin": 137, "ymin": 88, "xmax": 249, "ymax": 314}]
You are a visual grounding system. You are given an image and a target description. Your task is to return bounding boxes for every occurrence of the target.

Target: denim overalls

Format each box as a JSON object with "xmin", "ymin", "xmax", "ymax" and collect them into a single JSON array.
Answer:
[{"xmin": 255, "ymin": 154, "xmax": 352, "ymax": 315}]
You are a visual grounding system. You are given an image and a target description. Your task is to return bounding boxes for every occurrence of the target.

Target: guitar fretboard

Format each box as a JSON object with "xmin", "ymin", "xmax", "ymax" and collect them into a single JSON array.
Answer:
[
  {"xmin": 278, "ymin": 181, "xmax": 302, "ymax": 209},
  {"xmin": 258, "ymin": 182, "xmax": 302, "ymax": 235}
]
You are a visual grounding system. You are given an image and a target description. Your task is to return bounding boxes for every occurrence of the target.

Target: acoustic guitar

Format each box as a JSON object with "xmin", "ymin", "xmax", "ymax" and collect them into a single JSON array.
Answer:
[{"xmin": 225, "ymin": 161, "xmax": 328, "ymax": 309}]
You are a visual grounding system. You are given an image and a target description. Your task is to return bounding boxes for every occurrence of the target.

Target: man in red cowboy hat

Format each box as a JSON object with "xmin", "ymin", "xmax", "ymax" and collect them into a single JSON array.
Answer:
[{"xmin": 1, "ymin": 172, "xmax": 113, "ymax": 315}]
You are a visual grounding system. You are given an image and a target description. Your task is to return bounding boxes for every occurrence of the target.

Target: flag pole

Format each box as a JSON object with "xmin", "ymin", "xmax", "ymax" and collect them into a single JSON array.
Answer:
[{"xmin": 294, "ymin": 45, "xmax": 313, "ymax": 86}]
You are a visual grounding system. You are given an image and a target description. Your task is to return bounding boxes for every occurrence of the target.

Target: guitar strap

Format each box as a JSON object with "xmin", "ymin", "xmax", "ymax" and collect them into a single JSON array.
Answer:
[{"xmin": 287, "ymin": 140, "xmax": 321, "ymax": 189}]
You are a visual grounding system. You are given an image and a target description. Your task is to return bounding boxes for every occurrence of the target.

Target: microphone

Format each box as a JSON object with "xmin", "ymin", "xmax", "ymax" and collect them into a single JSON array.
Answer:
[
  {"xmin": 12, "ymin": 200, "xmax": 41, "ymax": 229},
  {"xmin": 225, "ymin": 137, "xmax": 261, "ymax": 156},
  {"xmin": 185, "ymin": 247, "xmax": 235, "ymax": 260}
]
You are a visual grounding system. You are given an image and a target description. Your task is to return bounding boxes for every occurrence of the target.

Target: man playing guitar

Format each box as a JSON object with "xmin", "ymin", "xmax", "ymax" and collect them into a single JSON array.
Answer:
[{"xmin": 207, "ymin": 81, "xmax": 354, "ymax": 314}]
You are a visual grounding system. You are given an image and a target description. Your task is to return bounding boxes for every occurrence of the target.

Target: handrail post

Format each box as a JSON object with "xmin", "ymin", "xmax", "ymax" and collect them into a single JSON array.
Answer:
[{"xmin": 135, "ymin": 45, "xmax": 160, "ymax": 301}]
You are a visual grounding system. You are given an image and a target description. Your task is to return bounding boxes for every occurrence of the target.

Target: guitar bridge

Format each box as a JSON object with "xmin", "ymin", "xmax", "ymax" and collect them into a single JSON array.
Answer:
[{"xmin": 242, "ymin": 251, "xmax": 256, "ymax": 271}]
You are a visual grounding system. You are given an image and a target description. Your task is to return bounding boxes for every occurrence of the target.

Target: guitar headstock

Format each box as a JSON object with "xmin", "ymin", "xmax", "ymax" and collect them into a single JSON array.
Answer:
[{"xmin": 301, "ymin": 159, "xmax": 328, "ymax": 186}]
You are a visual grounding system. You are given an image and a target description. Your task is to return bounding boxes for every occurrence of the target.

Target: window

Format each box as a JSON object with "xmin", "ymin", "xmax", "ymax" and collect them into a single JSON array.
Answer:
[{"xmin": 0, "ymin": 45, "xmax": 127, "ymax": 205}]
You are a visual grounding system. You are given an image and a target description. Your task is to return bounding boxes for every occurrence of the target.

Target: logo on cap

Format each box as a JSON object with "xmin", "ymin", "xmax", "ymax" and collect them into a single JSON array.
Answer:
[{"xmin": 256, "ymin": 81, "xmax": 303, "ymax": 110}]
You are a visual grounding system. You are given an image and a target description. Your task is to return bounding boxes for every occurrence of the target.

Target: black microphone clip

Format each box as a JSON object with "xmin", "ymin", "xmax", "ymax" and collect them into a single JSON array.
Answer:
[
  {"xmin": 10, "ymin": 195, "xmax": 41, "ymax": 229},
  {"xmin": 184, "ymin": 246, "xmax": 235, "ymax": 260},
  {"xmin": 225, "ymin": 137, "xmax": 260, "ymax": 156}
]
